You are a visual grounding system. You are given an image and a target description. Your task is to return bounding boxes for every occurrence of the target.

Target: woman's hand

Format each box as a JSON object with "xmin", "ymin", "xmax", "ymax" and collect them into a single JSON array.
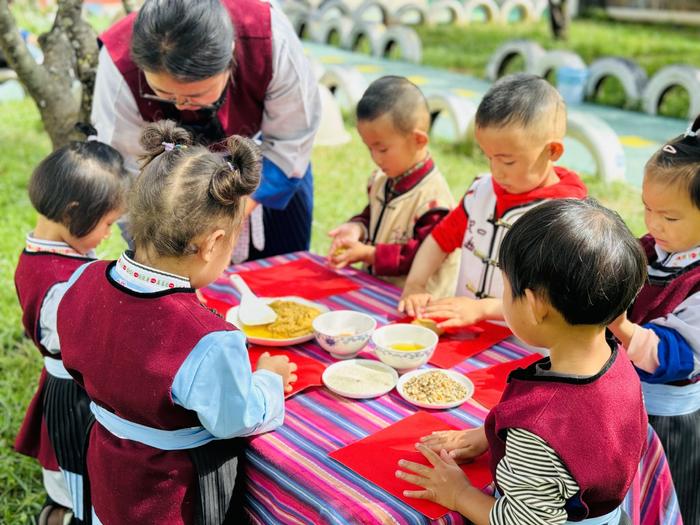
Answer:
[{"xmin": 419, "ymin": 427, "xmax": 489, "ymax": 463}]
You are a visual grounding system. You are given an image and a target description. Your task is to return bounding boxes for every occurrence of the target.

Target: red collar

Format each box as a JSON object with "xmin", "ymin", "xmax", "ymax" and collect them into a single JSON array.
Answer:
[{"xmin": 386, "ymin": 156, "xmax": 435, "ymax": 198}]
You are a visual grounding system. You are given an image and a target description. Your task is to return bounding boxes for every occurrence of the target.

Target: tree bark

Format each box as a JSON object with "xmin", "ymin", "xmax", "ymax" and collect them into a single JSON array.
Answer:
[{"xmin": 548, "ymin": 0, "xmax": 569, "ymax": 40}]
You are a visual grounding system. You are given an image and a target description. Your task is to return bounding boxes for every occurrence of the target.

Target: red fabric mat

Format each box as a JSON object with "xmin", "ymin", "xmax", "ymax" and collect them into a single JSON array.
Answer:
[
  {"xmin": 248, "ymin": 346, "xmax": 326, "ymax": 398},
  {"xmin": 330, "ymin": 412, "xmax": 492, "ymax": 519},
  {"xmin": 466, "ymin": 353, "xmax": 542, "ymax": 409}
]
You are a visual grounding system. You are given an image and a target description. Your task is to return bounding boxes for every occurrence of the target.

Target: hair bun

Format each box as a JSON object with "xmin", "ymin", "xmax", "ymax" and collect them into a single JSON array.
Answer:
[
  {"xmin": 139, "ymin": 120, "xmax": 193, "ymax": 161},
  {"xmin": 74, "ymin": 122, "xmax": 98, "ymax": 140},
  {"xmin": 209, "ymin": 136, "xmax": 261, "ymax": 206}
]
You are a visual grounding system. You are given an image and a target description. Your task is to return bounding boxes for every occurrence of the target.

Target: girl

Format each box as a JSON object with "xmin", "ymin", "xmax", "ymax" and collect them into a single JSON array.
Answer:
[
  {"xmin": 609, "ymin": 117, "xmax": 700, "ymax": 525},
  {"xmin": 14, "ymin": 128, "xmax": 128, "ymax": 525},
  {"xmin": 59, "ymin": 120, "xmax": 296, "ymax": 525}
]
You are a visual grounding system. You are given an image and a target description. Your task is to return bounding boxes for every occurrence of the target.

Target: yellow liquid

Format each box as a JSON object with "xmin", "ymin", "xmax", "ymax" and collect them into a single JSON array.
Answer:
[
  {"xmin": 390, "ymin": 343, "xmax": 423, "ymax": 351},
  {"xmin": 243, "ymin": 324, "xmax": 280, "ymax": 339}
]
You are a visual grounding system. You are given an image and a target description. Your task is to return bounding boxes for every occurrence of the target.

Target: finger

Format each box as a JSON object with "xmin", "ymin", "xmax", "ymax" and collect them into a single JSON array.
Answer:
[
  {"xmin": 288, "ymin": 362, "xmax": 298, "ymax": 372},
  {"xmin": 437, "ymin": 318, "xmax": 471, "ymax": 329},
  {"xmin": 397, "ymin": 300, "xmax": 406, "ymax": 313},
  {"xmin": 395, "ymin": 470, "xmax": 429, "ymax": 487},
  {"xmin": 260, "ymin": 351, "xmax": 270, "ymax": 358},
  {"xmin": 328, "ymin": 228, "xmax": 340, "ymax": 237},
  {"xmin": 416, "ymin": 443, "xmax": 444, "ymax": 467},
  {"xmin": 285, "ymin": 384, "xmax": 293, "ymax": 392},
  {"xmin": 288, "ymin": 373, "xmax": 298, "ymax": 383},
  {"xmin": 398, "ymin": 459, "xmax": 432, "ymax": 477},
  {"xmin": 405, "ymin": 301, "xmax": 417, "ymax": 318},
  {"xmin": 450, "ymin": 448, "xmax": 477, "ymax": 462},
  {"xmin": 440, "ymin": 449, "xmax": 458, "ymax": 465},
  {"xmin": 403, "ymin": 489, "xmax": 434, "ymax": 500},
  {"xmin": 422, "ymin": 309, "xmax": 455, "ymax": 321}
]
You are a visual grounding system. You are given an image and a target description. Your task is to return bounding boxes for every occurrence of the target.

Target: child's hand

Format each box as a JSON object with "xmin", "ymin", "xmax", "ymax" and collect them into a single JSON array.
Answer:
[
  {"xmin": 398, "ymin": 287, "xmax": 433, "ymax": 318},
  {"xmin": 423, "ymin": 297, "xmax": 486, "ymax": 329},
  {"xmin": 328, "ymin": 240, "xmax": 375, "ymax": 269},
  {"xmin": 607, "ymin": 312, "xmax": 637, "ymax": 349},
  {"xmin": 256, "ymin": 352, "xmax": 298, "ymax": 393},
  {"xmin": 327, "ymin": 223, "xmax": 364, "ymax": 256},
  {"xmin": 396, "ymin": 444, "xmax": 473, "ymax": 510},
  {"xmin": 419, "ymin": 428, "xmax": 489, "ymax": 463}
]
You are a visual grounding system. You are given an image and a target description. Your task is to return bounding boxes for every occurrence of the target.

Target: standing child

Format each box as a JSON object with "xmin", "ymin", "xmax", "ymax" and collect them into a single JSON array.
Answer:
[
  {"xmin": 327, "ymin": 76, "xmax": 459, "ymax": 298},
  {"xmin": 59, "ymin": 121, "xmax": 296, "ymax": 525},
  {"xmin": 399, "ymin": 74, "xmax": 587, "ymax": 330},
  {"xmin": 398, "ymin": 199, "xmax": 648, "ymax": 525},
  {"xmin": 14, "ymin": 129, "xmax": 128, "ymax": 525},
  {"xmin": 608, "ymin": 118, "xmax": 700, "ymax": 525}
]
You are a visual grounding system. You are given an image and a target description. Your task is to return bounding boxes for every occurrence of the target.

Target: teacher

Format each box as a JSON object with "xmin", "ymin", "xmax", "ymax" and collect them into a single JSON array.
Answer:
[{"xmin": 91, "ymin": 0, "xmax": 321, "ymax": 260}]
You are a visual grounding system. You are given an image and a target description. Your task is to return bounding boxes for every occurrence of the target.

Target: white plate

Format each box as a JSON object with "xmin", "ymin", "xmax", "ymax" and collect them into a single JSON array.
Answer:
[
  {"xmin": 226, "ymin": 296, "xmax": 329, "ymax": 346},
  {"xmin": 396, "ymin": 369, "xmax": 474, "ymax": 409},
  {"xmin": 322, "ymin": 359, "xmax": 399, "ymax": 399}
]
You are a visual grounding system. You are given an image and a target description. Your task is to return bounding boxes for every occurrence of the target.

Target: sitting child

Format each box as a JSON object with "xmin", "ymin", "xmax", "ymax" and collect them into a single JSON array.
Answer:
[
  {"xmin": 327, "ymin": 75, "xmax": 459, "ymax": 298},
  {"xmin": 58, "ymin": 121, "xmax": 296, "ymax": 524},
  {"xmin": 399, "ymin": 74, "xmax": 587, "ymax": 330},
  {"xmin": 608, "ymin": 118, "xmax": 700, "ymax": 525},
  {"xmin": 14, "ymin": 128, "xmax": 128, "ymax": 524},
  {"xmin": 397, "ymin": 198, "xmax": 648, "ymax": 525}
]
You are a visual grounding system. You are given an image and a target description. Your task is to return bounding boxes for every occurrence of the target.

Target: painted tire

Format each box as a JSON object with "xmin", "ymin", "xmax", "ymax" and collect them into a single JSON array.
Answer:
[
  {"xmin": 462, "ymin": 0, "xmax": 500, "ymax": 23},
  {"xmin": 379, "ymin": 26, "xmax": 423, "ymax": 63},
  {"xmin": 533, "ymin": 49, "xmax": 586, "ymax": 79},
  {"xmin": 427, "ymin": 0, "xmax": 467, "ymax": 25},
  {"xmin": 314, "ymin": 16, "xmax": 355, "ymax": 46},
  {"xmin": 353, "ymin": 0, "xmax": 391, "ymax": 23},
  {"xmin": 426, "ymin": 93, "xmax": 478, "ymax": 144},
  {"xmin": 499, "ymin": 0, "xmax": 536, "ymax": 23},
  {"xmin": 344, "ymin": 21, "xmax": 387, "ymax": 56},
  {"xmin": 317, "ymin": 0, "xmax": 352, "ymax": 20},
  {"xmin": 393, "ymin": 2, "xmax": 430, "ymax": 25},
  {"xmin": 485, "ymin": 39, "xmax": 545, "ymax": 81},
  {"xmin": 585, "ymin": 57, "xmax": 648, "ymax": 108},
  {"xmin": 567, "ymin": 111, "xmax": 626, "ymax": 182},
  {"xmin": 642, "ymin": 64, "xmax": 700, "ymax": 119},
  {"xmin": 319, "ymin": 66, "xmax": 370, "ymax": 111}
]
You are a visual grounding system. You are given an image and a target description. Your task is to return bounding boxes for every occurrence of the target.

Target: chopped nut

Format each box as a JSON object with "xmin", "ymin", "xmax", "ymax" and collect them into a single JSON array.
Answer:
[{"xmin": 403, "ymin": 371, "xmax": 468, "ymax": 405}]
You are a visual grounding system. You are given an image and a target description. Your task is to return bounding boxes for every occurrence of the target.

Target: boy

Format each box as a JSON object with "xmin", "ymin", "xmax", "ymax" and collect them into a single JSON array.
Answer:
[
  {"xmin": 397, "ymin": 199, "xmax": 648, "ymax": 525},
  {"xmin": 328, "ymin": 76, "xmax": 459, "ymax": 298},
  {"xmin": 399, "ymin": 74, "xmax": 587, "ymax": 329}
]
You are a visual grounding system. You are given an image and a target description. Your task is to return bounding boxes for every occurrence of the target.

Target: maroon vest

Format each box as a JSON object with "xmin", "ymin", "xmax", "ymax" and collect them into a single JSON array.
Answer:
[
  {"xmin": 484, "ymin": 348, "xmax": 647, "ymax": 520},
  {"xmin": 13, "ymin": 251, "xmax": 90, "ymax": 469},
  {"xmin": 629, "ymin": 234, "xmax": 700, "ymax": 324},
  {"xmin": 58, "ymin": 260, "xmax": 234, "ymax": 524},
  {"xmin": 100, "ymin": 0, "xmax": 273, "ymax": 140}
]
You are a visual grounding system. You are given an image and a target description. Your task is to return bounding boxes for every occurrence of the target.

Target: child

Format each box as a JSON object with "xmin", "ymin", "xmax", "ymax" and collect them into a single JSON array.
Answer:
[
  {"xmin": 608, "ymin": 119, "xmax": 700, "ymax": 525},
  {"xmin": 397, "ymin": 198, "xmax": 648, "ymax": 525},
  {"xmin": 327, "ymin": 76, "xmax": 459, "ymax": 298},
  {"xmin": 58, "ymin": 120, "xmax": 297, "ymax": 525},
  {"xmin": 14, "ymin": 129, "xmax": 128, "ymax": 524},
  {"xmin": 399, "ymin": 74, "xmax": 587, "ymax": 329}
]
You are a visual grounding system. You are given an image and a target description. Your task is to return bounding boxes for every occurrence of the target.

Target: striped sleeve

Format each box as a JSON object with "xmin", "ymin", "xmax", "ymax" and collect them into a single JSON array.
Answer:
[{"xmin": 489, "ymin": 428, "xmax": 580, "ymax": 525}]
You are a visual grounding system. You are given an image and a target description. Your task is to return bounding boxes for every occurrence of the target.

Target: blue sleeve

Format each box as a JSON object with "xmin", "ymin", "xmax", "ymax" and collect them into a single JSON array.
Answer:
[
  {"xmin": 252, "ymin": 157, "xmax": 305, "ymax": 210},
  {"xmin": 171, "ymin": 330, "xmax": 285, "ymax": 438},
  {"xmin": 637, "ymin": 324, "xmax": 695, "ymax": 383}
]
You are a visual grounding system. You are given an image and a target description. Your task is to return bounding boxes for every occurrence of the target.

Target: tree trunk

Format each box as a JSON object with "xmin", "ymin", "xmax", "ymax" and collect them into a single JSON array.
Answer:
[
  {"xmin": 0, "ymin": 0, "xmax": 98, "ymax": 149},
  {"xmin": 548, "ymin": 0, "xmax": 569, "ymax": 40}
]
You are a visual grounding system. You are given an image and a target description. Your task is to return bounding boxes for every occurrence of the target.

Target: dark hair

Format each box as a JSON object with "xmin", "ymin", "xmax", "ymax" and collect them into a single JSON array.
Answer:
[
  {"xmin": 28, "ymin": 126, "xmax": 129, "ymax": 237},
  {"xmin": 129, "ymin": 120, "xmax": 260, "ymax": 257},
  {"xmin": 131, "ymin": 0, "xmax": 234, "ymax": 81},
  {"xmin": 475, "ymin": 73, "xmax": 564, "ymax": 132},
  {"xmin": 499, "ymin": 198, "xmax": 647, "ymax": 326},
  {"xmin": 644, "ymin": 114, "xmax": 700, "ymax": 210},
  {"xmin": 356, "ymin": 75, "xmax": 429, "ymax": 133}
]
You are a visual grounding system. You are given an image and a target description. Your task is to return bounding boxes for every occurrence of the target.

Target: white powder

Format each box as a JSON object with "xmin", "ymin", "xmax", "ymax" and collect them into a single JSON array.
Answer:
[{"xmin": 325, "ymin": 362, "xmax": 396, "ymax": 395}]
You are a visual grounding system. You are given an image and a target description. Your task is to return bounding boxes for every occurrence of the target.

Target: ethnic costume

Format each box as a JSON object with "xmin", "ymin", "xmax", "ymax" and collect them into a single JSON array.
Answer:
[
  {"xmin": 59, "ymin": 252, "xmax": 284, "ymax": 524},
  {"xmin": 14, "ymin": 236, "xmax": 94, "ymax": 517}
]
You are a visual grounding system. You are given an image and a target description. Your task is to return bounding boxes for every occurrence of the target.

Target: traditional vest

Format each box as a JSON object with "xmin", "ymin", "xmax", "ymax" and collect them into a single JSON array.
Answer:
[
  {"xmin": 99, "ymin": 0, "xmax": 273, "ymax": 141},
  {"xmin": 58, "ymin": 260, "xmax": 234, "ymax": 524},
  {"xmin": 484, "ymin": 347, "xmax": 647, "ymax": 520},
  {"xmin": 455, "ymin": 175, "xmax": 545, "ymax": 299},
  {"xmin": 365, "ymin": 166, "xmax": 459, "ymax": 298},
  {"xmin": 13, "ymin": 251, "xmax": 90, "ymax": 469}
]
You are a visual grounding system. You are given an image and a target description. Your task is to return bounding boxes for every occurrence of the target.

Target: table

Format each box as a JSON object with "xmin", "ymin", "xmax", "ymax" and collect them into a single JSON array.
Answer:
[{"xmin": 204, "ymin": 252, "xmax": 682, "ymax": 525}]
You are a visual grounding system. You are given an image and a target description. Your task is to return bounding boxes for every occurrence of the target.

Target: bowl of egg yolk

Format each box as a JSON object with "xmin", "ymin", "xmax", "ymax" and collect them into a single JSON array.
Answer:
[{"xmin": 371, "ymin": 323, "xmax": 438, "ymax": 373}]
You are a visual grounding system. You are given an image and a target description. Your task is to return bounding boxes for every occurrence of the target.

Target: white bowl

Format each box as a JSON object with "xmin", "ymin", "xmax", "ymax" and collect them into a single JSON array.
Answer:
[
  {"xmin": 371, "ymin": 324, "xmax": 438, "ymax": 373},
  {"xmin": 313, "ymin": 310, "xmax": 376, "ymax": 359}
]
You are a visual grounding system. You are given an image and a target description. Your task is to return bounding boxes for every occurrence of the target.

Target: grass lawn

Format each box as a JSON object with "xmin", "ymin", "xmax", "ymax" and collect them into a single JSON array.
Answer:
[{"xmin": 0, "ymin": 96, "xmax": 645, "ymax": 520}]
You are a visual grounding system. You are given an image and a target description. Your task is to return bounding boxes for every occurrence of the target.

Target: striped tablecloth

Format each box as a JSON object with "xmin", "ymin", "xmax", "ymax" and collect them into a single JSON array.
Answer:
[{"xmin": 205, "ymin": 252, "xmax": 682, "ymax": 525}]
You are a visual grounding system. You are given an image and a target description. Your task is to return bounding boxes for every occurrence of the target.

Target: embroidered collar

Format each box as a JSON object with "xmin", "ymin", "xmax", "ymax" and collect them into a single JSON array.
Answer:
[
  {"xmin": 385, "ymin": 156, "xmax": 435, "ymax": 198},
  {"xmin": 113, "ymin": 251, "xmax": 191, "ymax": 292},
  {"xmin": 649, "ymin": 244, "xmax": 700, "ymax": 280},
  {"xmin": 25, "ymin": 233, "xmax": 92, "ymax": 258}
]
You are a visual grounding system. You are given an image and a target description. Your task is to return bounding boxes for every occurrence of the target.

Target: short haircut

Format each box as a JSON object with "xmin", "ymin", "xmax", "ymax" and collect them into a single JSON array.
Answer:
[
  {"xmin": 29, "ymin": 133, "xmax": 128, "ymax": 238},
  {"xmin": 644, "ymin": 114, "xmax": 700, "ymax": 210},
  {"xmin": 131, "ymin": 0, "xmax": 233, "ymax": 81},
  {"xmin": 356, "ymin": 76, "xmax": 429, "ymax": 133},
  {"xmin": 129, "ymin": 120, "xmax": 260, "ymax": 257},
  {"xmin": 475, "ymin": 73, "xmax": 566, "ymax": 139},
  {"xmin": 499, "ymin": 198, "xmax": 646, "ymax": 326}
]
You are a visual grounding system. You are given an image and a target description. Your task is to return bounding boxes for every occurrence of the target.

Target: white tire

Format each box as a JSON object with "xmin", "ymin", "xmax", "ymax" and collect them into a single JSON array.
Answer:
[
  {"xmin": 344, "ymin": 21, "xmax": 387, "ymax": 56},
  {"xmin": 533, "ymin": 50, "xmax": 586, "ymax": 79},
  {"xmin": 427, "ymin": 0, "xmax": 467, "ymax": 25},
  {"xmin": 393, "ymin": 2, "xmax": 430, "ymax": 25},
  {"xmin": 567, "ymin": 111, "xmax": 626, "ymax": 182},
  {"xmin": 642, "ymin": 65, "xmax": 700, "ymax": 119},
  {"xmin": 585, "ymin": 57, "xmax": 648, "ymax": 108},
  {"xmin": 317, "ymin": 0, "xmax": 352, "ymax": 20},
  {"xmin": 314, "ymin": 16, "xmax": 355, "ymax": 46},
  {"xmin": 319, "ymin": 66, "xmax": 370, "ymax": 111},
  {"xmin": 462, "ymin": 0, "xmax": 500, "ymax": 23},
  {"xmin": 353, "ymin": 0, "xmax": 391, "ymax": 23},
  {"xmin": 315, "ymin": 84, "xmax": 352, "ymax": 147},
  {"xmin": 499, "ymin": 0, "xmax": 536, "ymax": 23},
  {"xmin": 378, "ymin": 26, "xmax": 422, "ymax": 63},
  {"xmin": 426, "ymin": 93, "xmax": 478, "ymax": 144},
  {"xmin": 485, "ymin": 39, "xmax": 545, "ymax": 81},
  {"xmin": 532, "ymin": 0, "xmax": 548, "ymax": 19}
]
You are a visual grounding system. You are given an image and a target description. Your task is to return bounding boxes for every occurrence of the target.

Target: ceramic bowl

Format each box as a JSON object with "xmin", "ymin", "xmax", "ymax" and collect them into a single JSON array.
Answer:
[
  {"xmin": 313, "ymin": 310, "xmax": 376, "ymax": 359},
  {"xmin": 371, "ymin": 323, "xmax": 438, "ymax": 373}
]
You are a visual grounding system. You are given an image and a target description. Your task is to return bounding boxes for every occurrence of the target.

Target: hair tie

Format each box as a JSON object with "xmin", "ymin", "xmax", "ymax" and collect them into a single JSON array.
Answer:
[
  {"xmin": 86, "ymin": 134, "xmax": 99, "ymax": 142},
  {"xmin": 662, "ymin": 144, "xmax": 677, "ymax": 154},
  {"xmin": 161, "ymin": 142, "xmax": 188, "ymax": 152},
  {"xmin": 684, "ymin": 124, "xmax": 698, "ymax": 138},
  {"xmin": 227, "ymin": 161, "xmax": 234, "ymax": 171}
]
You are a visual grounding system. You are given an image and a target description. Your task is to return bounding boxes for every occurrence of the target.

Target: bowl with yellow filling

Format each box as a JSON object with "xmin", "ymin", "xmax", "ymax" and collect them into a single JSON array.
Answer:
[
  {"xmin": 226, "ymin": 297, "xmax": 329, "ymax": 346},
  {"xmin": 371, "ymin": 323, "xmax": 438, "ymax": 373}
]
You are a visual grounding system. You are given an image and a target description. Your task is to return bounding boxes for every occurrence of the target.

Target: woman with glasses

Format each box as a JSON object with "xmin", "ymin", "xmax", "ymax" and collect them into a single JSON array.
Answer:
[{"xmin": 91, "ymin": 0, "xmax": 321, "ymax": 261}]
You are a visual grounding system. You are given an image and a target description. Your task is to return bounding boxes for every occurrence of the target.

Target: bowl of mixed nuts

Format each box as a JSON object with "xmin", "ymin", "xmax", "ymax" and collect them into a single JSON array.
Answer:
[{"xmin": 396, "ymin": 369, "xmax": 474, "ymax": 409}]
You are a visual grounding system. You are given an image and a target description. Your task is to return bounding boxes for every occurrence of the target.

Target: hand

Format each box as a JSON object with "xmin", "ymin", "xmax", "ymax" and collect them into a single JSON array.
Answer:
[
  {"xmin": 398, "ymin": 286, "xmax": 433, "ymax": 318},
  {"xmin": 607, "ymin": 311, "xmax": 637, "ymax": 349},
  {"xmin": 423, "ymin": 297, "xmax": 486, "ymax": 329},
  {"xmin": 419, "ymin": 427, "xmax": 488, "ymax": 463},
  {"xmin": 256, "ymin": 352, "xmax": 298, "ymax": 393},
  {"xmin": 396, "ymin": 444, "xmax": 473, "ymax": 511},
  {"xmin": 327, "ymin": 222, "xmax": 364, "ymax": 255},
  {"xmin": 328, "ymin": 240, "xmax": 375, "ymax": 269}
]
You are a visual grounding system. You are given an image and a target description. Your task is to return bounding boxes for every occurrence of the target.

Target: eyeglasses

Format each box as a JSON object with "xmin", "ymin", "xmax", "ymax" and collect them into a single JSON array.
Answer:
[{"xmin": 138, "ymin": 70, "xmax": 231, "ymax": 111}]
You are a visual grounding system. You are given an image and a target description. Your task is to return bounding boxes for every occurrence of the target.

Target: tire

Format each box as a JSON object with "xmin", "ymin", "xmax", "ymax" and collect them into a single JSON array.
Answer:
[
  {"xmin": 642, "ymin": 64, "xmax": 700, "ymax": 120},
  {"xmin": 344, "ymin": 21, "xmax": 387, "ymax": 56},
  {"xmin": 585, "ymin": 57, "xmax": 648, "ymax": 108},
  {"xmin": 427, "ymin": 0, "xmax": 467, "ymax": 25},
  {"xmin": 426, "ymin": 92, "xmax": 478, "ymax": 144},
  {"xmin": 485, "ymin": 39, "xmax": 545, "ymax": 81},
  {"xmin": 319, "ymin": 66, "xmax": 370, "ymax": 111},
  {"xmin": 567, "ymin": 111, "xmax": 626, "ymax": 182},
  {"xmin": 499, "ymin": 0, "xmax": 536, "ymax": 23},
  {"xmin": 462, "ymin": 0, "xmax": 500, "ymax": 23},
  {"xmin": 393, "ymin": 2, "xmax": 430, "ymax": 25},
  {"xmin": 379, "ymin": 26, "xmax": 422, "ymax": 63},
  {"xmin": 533, "ymin": 50, "xmax": 586, "ymax": 80},
  {"xmin": 353, "ymin": 0, "xmax": 391, "ymax": 23}
]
